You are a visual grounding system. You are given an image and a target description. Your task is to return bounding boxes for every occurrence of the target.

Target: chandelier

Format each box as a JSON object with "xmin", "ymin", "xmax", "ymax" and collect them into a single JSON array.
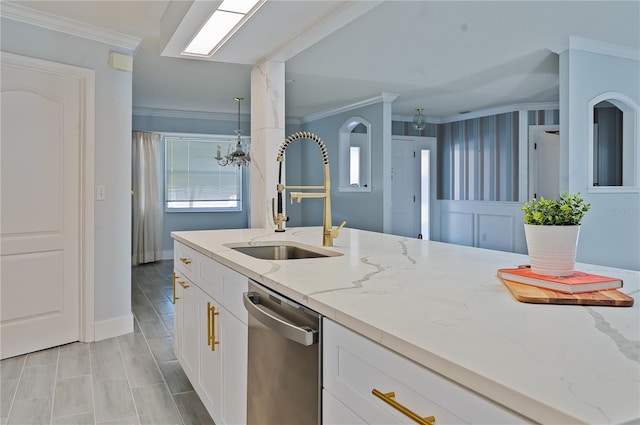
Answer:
[
  {"xmin": 413, "ymin": 107, "xmax": 426, "ymax": 131},
  {"xmin": 215, "ymin": 97, "xmax": 251, "ymax": 167}
]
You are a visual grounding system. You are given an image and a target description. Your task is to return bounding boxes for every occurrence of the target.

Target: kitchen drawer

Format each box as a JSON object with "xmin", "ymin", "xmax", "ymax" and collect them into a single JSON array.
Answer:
[
  {"xmin": 196, "ymin": 252, "xmax": 248, "ymax": 325},
  {"xmin": 323, "ymin": 319, "xmax": 527, "ymax": 425},
  {"xmin": 174, "ymin": 241, "xmax": 196, "ymax": 281}
]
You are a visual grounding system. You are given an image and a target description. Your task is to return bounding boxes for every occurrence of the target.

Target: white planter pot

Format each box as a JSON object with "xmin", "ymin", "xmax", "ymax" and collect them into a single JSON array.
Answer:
[{"xmin": 524, "ymin": 224, "xmax": 581, "ymax": 276}]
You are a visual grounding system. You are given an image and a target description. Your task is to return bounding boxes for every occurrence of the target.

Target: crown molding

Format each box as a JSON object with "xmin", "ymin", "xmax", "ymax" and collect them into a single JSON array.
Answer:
[
  {"xmin": 134, "ymin": 106, "xmax": 304, "ymax": 125},
  {"xmin": 136, "ymin": 101, "xmax": 560, "ymax": 126},
  {"xmin": 550, "ymin": 36, "xmax": 639, "ymax": 61},
  {"xmin": 133, "ymin": 107, "xmax": 250, "ymax": 122},
  {"xmin": 301, "ymin": 93, "xmax": 398, "ymax": 123},
  {"xmin": 0, "ymin": 2, "xmax": 141, "ymax": 54},
  {"xmin": 392, "ymin": 101, "xmax": 560, "ymax": 124}
]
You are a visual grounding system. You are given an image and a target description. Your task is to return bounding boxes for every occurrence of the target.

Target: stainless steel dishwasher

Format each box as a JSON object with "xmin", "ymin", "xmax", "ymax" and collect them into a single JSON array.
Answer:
[{"xmin": 243, "ymin": 280, "xmax": 321, "ymax": 425}]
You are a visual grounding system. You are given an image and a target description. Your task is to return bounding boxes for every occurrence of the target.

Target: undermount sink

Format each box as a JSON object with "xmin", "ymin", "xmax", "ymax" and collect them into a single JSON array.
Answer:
[{"xmin": 225, "ymin": 241, "xmax": 342, "ymax": 260}]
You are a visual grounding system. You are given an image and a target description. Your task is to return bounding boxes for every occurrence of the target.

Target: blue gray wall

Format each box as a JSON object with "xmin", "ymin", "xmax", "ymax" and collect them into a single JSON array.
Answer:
[
  {"xmin": 561, "ymin": 47, "xmax": 639, "ymax": 270},
  {"xmin": 287, "ymin": 103, "xmax": 385, "ymax": 232}
]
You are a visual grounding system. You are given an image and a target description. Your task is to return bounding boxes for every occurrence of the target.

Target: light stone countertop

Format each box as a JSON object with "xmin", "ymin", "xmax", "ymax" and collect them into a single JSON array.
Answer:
[{"xmin": 171, "ymin": 226, "xmax": 640, "ymax": 424}]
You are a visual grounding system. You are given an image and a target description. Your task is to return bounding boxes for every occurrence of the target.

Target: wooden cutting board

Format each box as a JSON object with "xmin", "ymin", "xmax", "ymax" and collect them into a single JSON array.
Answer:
[{"xmin": 499, "ymin": 277, "xmax": 634, "ymax": 307}]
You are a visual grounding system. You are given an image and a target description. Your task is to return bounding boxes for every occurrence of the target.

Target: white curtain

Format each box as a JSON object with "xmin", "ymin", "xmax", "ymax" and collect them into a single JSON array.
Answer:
[{"xmin": 132, "ymin": 131, "xmax": 163, "ymax": 265}]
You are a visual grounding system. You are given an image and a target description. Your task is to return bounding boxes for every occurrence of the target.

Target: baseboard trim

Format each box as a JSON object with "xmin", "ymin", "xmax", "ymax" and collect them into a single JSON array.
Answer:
[{"xmin": 94, "ymin": 313, "xmax": 134, "ymax": 341}]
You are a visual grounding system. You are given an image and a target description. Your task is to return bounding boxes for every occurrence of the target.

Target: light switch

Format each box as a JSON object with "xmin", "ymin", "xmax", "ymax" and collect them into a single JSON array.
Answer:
[{"xmin": 97, "ymin": 185, "xmax": 106, "ymax": 201}]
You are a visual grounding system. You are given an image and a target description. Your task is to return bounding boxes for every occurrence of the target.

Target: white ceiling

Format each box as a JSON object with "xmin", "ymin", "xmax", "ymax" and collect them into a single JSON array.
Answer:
[{"xmin": 8, "ymin": 1, "xmax": 640, "ymax": 120}]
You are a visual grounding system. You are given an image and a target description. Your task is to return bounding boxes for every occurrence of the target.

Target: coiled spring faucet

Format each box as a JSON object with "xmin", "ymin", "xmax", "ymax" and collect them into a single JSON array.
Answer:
[{"xmin": 272, "ymin": 131, "xmax": 346, "ymax": 247}]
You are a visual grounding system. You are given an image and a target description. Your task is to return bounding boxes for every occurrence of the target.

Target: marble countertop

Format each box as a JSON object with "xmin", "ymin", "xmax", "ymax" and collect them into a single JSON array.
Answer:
[{"xmin": 172, "ymin": 226, "xmax": 640, "ymax": 424}]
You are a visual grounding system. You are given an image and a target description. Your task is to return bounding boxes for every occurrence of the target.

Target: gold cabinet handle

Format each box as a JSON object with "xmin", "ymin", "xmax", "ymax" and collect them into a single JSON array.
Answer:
[
  {"xmin": 178, "ymin": 281, "xmax": 189, "ymax": 289},
  {"xmin": 179, "ymin": 257, "xmax": 192, "ymax": 265},
  {"xmin": 172, "ymin": 273, "xmax": 179, "ymax": 304},
  {"xmin": 372, "ymin": 389, "xmax": 435, "ymax": 425},
  {"xmin": 207, "ymin": 302, "xmax": 220, "ymax": 351}
]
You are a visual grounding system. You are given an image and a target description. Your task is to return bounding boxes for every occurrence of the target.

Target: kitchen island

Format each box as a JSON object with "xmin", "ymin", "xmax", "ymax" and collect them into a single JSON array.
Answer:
[{"xmin": 172, "ymin": 226, "xmax": 640, "ymax": 424}]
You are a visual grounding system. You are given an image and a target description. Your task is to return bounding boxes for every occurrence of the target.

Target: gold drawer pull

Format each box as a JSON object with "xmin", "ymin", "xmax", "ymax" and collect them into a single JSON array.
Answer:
[
  {"xmin": 179, "ymin": 257, "xmax": 192, "ymax": 265},
  {"xmin": 372, "ymin": 389, "xmax": 435, "ymax": 425},
  {"xmin": 207, "ymin": 302, "xmax": 220, "ymax": 351},
  {"xmin": 172, "ymin": 273, "xmax": 179, "ymax": 304},
  {"xmin": 178, "ymin": 281, "xmax": 189, "ymax": 289}
]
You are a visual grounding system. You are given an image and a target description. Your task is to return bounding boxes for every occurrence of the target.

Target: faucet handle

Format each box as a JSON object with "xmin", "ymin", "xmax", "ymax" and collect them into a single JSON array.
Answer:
[{"xmin": 330, "ymin": 221, "xmax": 347, "ymax": 238}]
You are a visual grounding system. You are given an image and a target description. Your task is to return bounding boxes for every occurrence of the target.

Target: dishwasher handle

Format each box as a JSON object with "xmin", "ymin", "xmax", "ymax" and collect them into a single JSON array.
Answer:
[{"xmin": 243, "ymin": 292, "xmax": 318, "ymax": 346}]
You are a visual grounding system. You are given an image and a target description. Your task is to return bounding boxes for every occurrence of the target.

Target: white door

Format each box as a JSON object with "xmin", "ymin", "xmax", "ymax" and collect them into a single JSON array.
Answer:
[
  {"xmin": 391, "ymin": 139, "xmax": 417, "ymax": 237},
  {"xmin": 391, "ymin": 137, "xmax": 437, "ymax": 239},
  {"xmin": 529, "ymin": 126, "xmax": 560, "ymax": 200},
  {"xmin": 1, "ymin": 55, "xmax": 82, "ymax": 359}
]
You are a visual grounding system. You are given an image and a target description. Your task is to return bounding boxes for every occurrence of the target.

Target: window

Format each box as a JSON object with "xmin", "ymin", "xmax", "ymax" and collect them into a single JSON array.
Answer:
[
  {"xmin": 349, "ymin": 146, "xmax": 361, "ymax": 186},
  {"xmin": 165, "ymin": 135, "xmax": 243, "ymax": 211},
  {"xmin": 339, "ymin": 118, "xmax": 371, "ymax": 192}
]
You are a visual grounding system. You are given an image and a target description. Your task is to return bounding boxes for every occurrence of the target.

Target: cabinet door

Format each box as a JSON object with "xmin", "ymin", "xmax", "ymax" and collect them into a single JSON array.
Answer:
[
  {"xmin": 173, "ymin": 272, "xmax": 183, "ymax": 365},
  {"xmin": 198, "ymin": 293, "xmax": 223, "ymax": 424},
  {"xmin": 175, "ymin": 272, "xmax": 198, "ymax": 381},
  {"xmin": 220, "ymin": 305, "xmax": 247, "ymax": 425}
]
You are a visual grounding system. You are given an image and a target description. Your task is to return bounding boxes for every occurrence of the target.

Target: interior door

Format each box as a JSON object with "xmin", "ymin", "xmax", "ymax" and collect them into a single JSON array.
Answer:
[
  {"xmin": 391, "ymin": 137, "xmax": 437, "ymax": 239},
  {"xmin": 1, "ymin": 54, "xmax": 82, "ymax": 359},
  {"xmin": 529, "ymin": 126, "xmax": 560, "ymax": 200},
  {"xmin": 391, "ymin": 139, "xmax": 417, "ymax": 237}
]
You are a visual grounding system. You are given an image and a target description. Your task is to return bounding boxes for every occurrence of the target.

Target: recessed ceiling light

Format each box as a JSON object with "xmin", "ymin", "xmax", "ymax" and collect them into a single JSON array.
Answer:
[{"xmin": 182, "ymin": 0, "xmax": 265, "ymax": 57}]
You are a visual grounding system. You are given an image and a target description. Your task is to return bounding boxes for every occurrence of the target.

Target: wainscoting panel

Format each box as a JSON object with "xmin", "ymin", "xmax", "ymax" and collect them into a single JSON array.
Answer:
[
  {"xmin": 441, "ymin": 212, "xmax": 474, "ymax": 247},
  {"xmin": 477, "ymin": 214, "xmax": 514, "ymax": 252},
  {"xmin": 437, "ymin": 201, "xmax": 527, "ymax": 254}
]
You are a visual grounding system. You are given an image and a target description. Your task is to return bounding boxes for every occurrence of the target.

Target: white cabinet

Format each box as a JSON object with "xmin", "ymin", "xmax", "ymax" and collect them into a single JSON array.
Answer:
[
  {"xmin": 197, "ymin": 290, "xmax": 248, "ymax": 425},
  {"xmin": 322, "ymin": 319, "xmax": 528, "ymax": 425},
  {"xmin": 218, "ymin": 301, "xmax": 248, "ymax": 425},
  {"xmin": 173, "ymin": 270, "xmax": 198, "ymax": 382},
  {"xmin": 196, "ymin": 289, "xmax": 222, "ymax": 421},
  {"xmin": 173, "ymin": 242, "xmax": 248, "ymax": 425}
]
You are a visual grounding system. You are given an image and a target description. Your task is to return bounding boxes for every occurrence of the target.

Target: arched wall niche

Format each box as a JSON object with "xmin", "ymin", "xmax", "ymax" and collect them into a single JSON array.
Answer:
[
  {"xmin": 338, "ymin": 117, "xmax": 371, "ymax": 192},
  {"xmin": 587, "ymin": 92, "xmax": 640, "ymax": 192}
]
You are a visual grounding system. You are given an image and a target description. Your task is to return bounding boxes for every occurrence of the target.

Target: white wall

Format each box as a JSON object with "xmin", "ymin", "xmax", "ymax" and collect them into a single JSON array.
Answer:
[
  {"xmin": 559, "ymin": 39, "xmax": 640, "ymax": 270},
  {"xmin": 1, "ymin": 17, "xmax": 137, "ymax": 336}
]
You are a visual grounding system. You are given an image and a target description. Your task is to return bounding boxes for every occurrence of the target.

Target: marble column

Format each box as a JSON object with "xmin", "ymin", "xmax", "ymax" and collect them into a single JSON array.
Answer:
[{"xmin": 249, "ymin": 61, "xmax": 285, "ymax": 228}]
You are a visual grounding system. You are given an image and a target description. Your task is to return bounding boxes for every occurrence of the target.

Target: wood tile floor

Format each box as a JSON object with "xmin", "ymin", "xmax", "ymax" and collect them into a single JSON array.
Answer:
[{"xmin": 1, "ymin": 260, "xmax": 215, "ymax": 425}]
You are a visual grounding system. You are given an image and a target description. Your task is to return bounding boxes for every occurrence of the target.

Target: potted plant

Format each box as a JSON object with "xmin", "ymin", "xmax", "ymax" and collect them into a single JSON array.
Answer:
[{"xmin": 521, "ymin": 192, "xmax": 591, "ymax": 276}]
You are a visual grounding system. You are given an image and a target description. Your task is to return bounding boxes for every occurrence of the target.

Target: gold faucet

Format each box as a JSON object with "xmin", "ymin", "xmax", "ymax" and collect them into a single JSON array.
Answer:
[{"xmin": 271, "ymin": 131, "xmax": 346, "ymax": 247}]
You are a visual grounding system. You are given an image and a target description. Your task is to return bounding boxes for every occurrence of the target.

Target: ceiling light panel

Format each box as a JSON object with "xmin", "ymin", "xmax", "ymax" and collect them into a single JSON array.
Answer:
[{"xmin": 182, "ymin": 0, "xmax": 264, "ymax": 57}]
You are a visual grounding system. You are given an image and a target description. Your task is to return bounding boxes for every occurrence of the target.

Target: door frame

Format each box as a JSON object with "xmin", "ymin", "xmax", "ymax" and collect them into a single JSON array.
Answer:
[
  {"xmin": 390, "ymin": 136, "xmax": 437, "ymax": 239},
  {"xmin": 2, "ymin": 52, "xmax": 95, "ymax": 342}
]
